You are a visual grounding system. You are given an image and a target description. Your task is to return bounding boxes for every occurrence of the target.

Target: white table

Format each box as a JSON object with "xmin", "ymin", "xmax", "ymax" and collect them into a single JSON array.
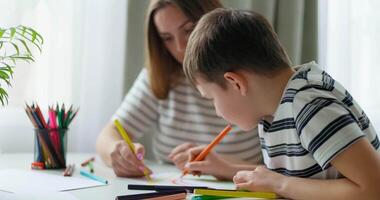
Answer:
[{"xmin": 0, "ymin": 153, "xmax": 187, "ymax": 199}]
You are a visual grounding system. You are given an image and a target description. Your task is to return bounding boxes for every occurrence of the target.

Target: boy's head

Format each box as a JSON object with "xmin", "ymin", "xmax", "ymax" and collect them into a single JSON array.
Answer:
[{"xmin": 183, "ymin": 8, "xmax": 291, "ymax": 130}]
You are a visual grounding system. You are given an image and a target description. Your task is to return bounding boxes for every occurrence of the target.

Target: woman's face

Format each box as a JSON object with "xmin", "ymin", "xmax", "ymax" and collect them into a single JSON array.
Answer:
[{"xmin": 154, "ymin": 4, "xmax": 195, "ymax": 64}]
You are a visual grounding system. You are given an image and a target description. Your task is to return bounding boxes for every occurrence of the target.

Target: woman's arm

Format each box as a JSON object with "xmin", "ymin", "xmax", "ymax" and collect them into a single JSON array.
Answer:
[
  {"xmin": 96, "ymin": 121, "xmax": 151, "ymax": 177},
  {"xmin": 96, "ymin": 121, "xmax": 124, "ymax": 167},
  {"xmin": 234, "ymin": 138, "xmax": 380, "ymax": 200}
]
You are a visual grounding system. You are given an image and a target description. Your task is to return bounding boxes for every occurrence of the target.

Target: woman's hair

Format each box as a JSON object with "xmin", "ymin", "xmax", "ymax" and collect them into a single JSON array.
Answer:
[{"xmin": 145, "ymin": 0, "xmax": 223, "ymax": 99}]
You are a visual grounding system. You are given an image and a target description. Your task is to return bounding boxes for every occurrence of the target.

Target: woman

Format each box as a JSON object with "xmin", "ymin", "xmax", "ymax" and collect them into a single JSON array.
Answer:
[{"xmin": 96, "ymin": 0, "xmax": 262, "ymax": 180}]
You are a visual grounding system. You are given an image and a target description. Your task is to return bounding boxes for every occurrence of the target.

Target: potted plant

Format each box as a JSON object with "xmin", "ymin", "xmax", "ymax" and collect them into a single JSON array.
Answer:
[{"xmin": 0, "ymin": 25, "xmax": 43, "ymax": 106}]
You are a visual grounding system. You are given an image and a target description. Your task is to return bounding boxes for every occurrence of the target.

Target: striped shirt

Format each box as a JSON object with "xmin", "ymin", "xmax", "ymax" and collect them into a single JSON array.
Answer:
[
  {"xmin": 113, "ymin": 69, "xmax": 262, "ymax": 163},
  {"xmin": 259, "ymin": 61, "xmax": 379, "ymax": 179}
]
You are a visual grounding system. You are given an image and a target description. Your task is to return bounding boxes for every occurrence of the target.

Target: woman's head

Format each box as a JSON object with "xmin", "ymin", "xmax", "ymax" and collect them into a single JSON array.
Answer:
[{"xmin": 145, "ymin": 0, "xmax": 222, "ymax": 99}]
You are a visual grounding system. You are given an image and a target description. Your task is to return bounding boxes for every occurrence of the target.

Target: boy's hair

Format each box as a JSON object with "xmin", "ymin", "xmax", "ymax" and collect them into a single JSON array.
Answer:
[{"xmin": 184, "ymin": 8, "xmax": 291, "ymax": 87}]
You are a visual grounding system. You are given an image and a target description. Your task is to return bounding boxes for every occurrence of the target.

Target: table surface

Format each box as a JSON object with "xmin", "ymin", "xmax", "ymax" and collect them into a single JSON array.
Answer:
[{"xmin": 0, "ymin": 153, "xmax": 191, "ymax": 200}]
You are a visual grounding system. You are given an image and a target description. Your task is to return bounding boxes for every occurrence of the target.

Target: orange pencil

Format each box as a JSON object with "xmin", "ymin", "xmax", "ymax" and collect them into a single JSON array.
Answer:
[
  {"xmin": 181, "ymin": 124, "xmax": 232, "ymax": 178},
  {"xmin": 146, "ymin": 192, "xmax": 187, "ymax": 200}
]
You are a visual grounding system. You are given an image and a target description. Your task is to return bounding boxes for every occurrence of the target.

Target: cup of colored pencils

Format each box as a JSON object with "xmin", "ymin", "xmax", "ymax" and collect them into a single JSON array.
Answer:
[{"xmin": 25, "ymin": 103, "xmax": 78, "ymax": 169}]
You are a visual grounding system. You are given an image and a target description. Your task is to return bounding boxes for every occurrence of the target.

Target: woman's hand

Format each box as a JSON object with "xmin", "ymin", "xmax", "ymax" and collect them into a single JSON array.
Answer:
[
  {"xmin": 168, "ymin": 142, "xmax": 197, "ymax": 170},
  {"xmin": 110, "ymin": 141, "xmax": 152, "ymax": 177},
  {"xmin": 233, "ymin": 165, "xmax": 284, "ymax": 192},
  {"xmin": 183, "ymin": 145, "xmax": 236, "ymax": 180}
]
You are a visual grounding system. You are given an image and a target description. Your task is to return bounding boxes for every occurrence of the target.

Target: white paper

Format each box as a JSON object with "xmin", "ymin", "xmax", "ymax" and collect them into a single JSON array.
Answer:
[
  {"xmin": 0, "ymin": 169, "xmax": 106, "ymax": 193},
  {"xmin": 0, "ymin": 190, "xmax": 79, "ymax": 200},
  {"xmin": 137, "ymin": 172, "xmax": 235, "ymax": 190}
]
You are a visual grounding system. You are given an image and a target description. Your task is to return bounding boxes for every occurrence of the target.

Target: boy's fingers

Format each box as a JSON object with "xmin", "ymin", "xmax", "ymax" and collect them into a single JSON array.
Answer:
[
  {"xmin": 233, "ymin": 175, "xmax": 242, "ymax": 184},
  {"xmin": 235, "ymin": 182, "xmax": 252, "ymax": 191},
  {"xmin": 233, "ymin": 171, "xmax": 251, "ymax": 183},
  {"xmin": 186, "ymin": 161, "xmax": 207, "ymax": 172}
]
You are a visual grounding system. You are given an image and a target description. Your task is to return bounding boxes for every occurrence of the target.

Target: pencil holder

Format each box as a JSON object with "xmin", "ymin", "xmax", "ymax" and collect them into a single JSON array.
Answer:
[{"xmin": 34, "ymin": 128, "xmax": 68, "ymax": 169}]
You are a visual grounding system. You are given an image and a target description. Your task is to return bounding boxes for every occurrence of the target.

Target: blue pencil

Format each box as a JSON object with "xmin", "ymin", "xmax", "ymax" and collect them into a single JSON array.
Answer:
[{"xmin": 80, "ymin": 169, "xmax": 108, "ymax": 184}]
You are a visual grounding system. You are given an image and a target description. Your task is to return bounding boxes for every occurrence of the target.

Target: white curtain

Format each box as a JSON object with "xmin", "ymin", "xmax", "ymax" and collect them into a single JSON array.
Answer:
[
  {"xmin": 319, "ymin": 0, "xmax": 380, "ymax": 133},
  {"xmin": 0, "ymin": 0, "xmax": 127, "ymax": 153}
]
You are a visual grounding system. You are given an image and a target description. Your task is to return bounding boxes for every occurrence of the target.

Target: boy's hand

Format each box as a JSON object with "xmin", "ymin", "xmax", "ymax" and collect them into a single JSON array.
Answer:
[
  {"xmin": 168, "ymin": 142, "xmax": 197, "ymax": 170},
  {"xmin": 183, "ymin": 145, "xmax": 235, "ymax": 180},
  {"xmin": 110, "ymin": 141, "xmax": 152, "ymax": 177},
  {"xmin": 233, "ymin": 166, "xmax": 284, "ymax": 192}
]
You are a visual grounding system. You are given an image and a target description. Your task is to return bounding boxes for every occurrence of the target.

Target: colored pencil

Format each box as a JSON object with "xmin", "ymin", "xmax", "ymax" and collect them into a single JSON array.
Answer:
[
  {"xmin": 115, "ymin": 190, "xmax": 187, "ymax": 200},
  {"xmin": 81, "ymin": 157, "xmax": 95, "ymax": 167},
  {"xmin": 114, "ymin": 119, "xmax": 151, "ymax": 181},
  {"xmin": 80, "ymin": 169, "xmax": 108, "ymax": 184},
  {"xmin": 128, "ymin": 184, "xmax": 210, "ymax": 193},
  {"xmin": 25, "ymin": 103, "xmax": 78, "ymax": 169},
  {"xmin": 63, "ymin": 164, "xmax": 75, "ymax": 176},
  {"xmin": 193, "ymin": 189, "xmax": 278, "ymax": 199},
  {"xmin": 181, "ymin": 124, "xmax": 232, "ymax": 178},
  {"xmin": 88, "ymin": 161, "xmax": 94, "ymax": 173}
]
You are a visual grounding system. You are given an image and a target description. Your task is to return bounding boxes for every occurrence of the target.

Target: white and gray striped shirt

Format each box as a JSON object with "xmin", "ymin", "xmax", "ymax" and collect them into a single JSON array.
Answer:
[
  {"xmin": 113, "ymin": 69, "xmax": 262, "ymax": 163},
  {"xmin": 259, "ymin": 61, "xmax": 379, "ymax": 179}
]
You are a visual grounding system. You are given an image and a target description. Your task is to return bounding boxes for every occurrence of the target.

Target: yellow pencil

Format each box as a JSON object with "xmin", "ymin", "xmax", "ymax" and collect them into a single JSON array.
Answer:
[
  {"xmin": 194, "ymin": 189, "xmax": 278, "ymax": 199},
  {"xmin": 114, "ymin": 119, "xmax": 151, "ymax": 181}
]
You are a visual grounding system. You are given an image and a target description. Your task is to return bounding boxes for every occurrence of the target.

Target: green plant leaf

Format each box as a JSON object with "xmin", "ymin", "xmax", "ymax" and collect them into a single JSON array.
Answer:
[
  {"xmin": 15, "ymin": 26, "xmax": 43, "ymax": 52},
  {"xmin": 0, "ymin": 70, "xmax": 11, "ymax": 86},
  {"xmin": 10, "ymin": 27, "xmax": 16, "ymax": 40},
  {"xmin": 0, "ymin": 29, "xmax": 5, "ymax": 38},
  {"xmin": 0, "ymin": 87, "xmax": 9, "ymax": 106},
  {"xmin": 32, "ymin": 30, "xmax": 37, "ymax": 43},
  {"xmin": 10, "ymin": 42, "xmax": 20, "ymax": 55},
  {"xmin": 19, "ymin": 26, "xmax": 44, "ymax": 45},
  {"xmin": 21, "ymin": 26, "xmax": 26, "ymax": 35},
  {"xmin": 17, "ymin": 38, "xmax": 32, "ymax": 55},
  {"xmin": 0, "ymin": 25, "xmax": 43, "ymax": 106},
  {"xmin": 0, "ymin": 65, "xmax": 14, "ymax": 78},
  {"xmin": 10, "ymin": 55, "xmax": 35, "ymax": 63}
]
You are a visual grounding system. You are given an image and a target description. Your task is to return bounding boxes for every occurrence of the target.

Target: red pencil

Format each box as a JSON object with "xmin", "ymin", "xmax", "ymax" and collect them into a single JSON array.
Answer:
[{"xmin": 63, "ymin": 164, "xmax": 75, "ymax": 176}]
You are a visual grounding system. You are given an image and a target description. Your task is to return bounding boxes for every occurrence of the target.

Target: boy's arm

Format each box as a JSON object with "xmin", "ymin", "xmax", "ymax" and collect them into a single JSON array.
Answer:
[{"xmin": 277, "ymin": 138, "xmax": 380, "ymax": 200}]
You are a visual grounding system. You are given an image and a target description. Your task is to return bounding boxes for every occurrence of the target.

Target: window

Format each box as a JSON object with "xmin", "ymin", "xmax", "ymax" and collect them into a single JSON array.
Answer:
[
  {"xmin": 0, "ymin": 0, "xmax": 126, "ymax": 152},
  {"xmin": 319, "ymin": 0, "xmax": 380, "ymax": 133}
]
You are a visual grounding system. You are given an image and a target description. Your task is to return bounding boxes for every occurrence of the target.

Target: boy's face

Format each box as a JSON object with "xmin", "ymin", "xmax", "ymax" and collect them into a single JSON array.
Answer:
[{"xmin": 195, "ymin": 74, "xmax": 262, "ymax": 131}]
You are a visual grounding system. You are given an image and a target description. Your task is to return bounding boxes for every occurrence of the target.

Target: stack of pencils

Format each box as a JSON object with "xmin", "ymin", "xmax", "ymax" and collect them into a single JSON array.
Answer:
[{"xmin": 25, "ymin": 103, "xmax": 78, "ymax": 169}]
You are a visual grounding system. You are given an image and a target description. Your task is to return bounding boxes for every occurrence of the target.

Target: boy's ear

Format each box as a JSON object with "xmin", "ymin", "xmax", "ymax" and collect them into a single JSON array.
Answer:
[{"xmin": 224, "ymin": 72, "xmax": 248, "ymax": 96}]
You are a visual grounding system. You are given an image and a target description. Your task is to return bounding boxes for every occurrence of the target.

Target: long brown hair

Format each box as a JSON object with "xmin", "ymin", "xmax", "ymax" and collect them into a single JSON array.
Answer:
[{"xmin": 145, "ymin": 0, "xmax": 223, "ymax": 99}]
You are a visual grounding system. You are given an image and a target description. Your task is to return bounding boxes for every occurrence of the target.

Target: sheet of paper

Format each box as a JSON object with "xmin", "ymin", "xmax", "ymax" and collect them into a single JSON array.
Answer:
[
  {"xmin": 0, "ymin": 169, "xmax": 106, "ymax": 193},
  {"xmin": 138, "ymin": 172, "xmax": 235, "ymax": 190},
  {"xmin": 0, "ymin": 190, "xmax": 79, "ymax": 200}
]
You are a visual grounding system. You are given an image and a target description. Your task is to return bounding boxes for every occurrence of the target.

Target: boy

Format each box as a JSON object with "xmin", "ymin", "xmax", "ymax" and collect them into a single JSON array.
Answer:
[{"xmin": 183, "ymin": 8, "xmax": 380, "ymax": 199}]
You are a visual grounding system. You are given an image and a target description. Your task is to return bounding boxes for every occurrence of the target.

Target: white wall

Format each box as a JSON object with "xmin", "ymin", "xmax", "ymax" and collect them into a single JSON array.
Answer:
[{"xmin": 0, "ymin": 0, "xmax": 127, "ymax": 153}]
